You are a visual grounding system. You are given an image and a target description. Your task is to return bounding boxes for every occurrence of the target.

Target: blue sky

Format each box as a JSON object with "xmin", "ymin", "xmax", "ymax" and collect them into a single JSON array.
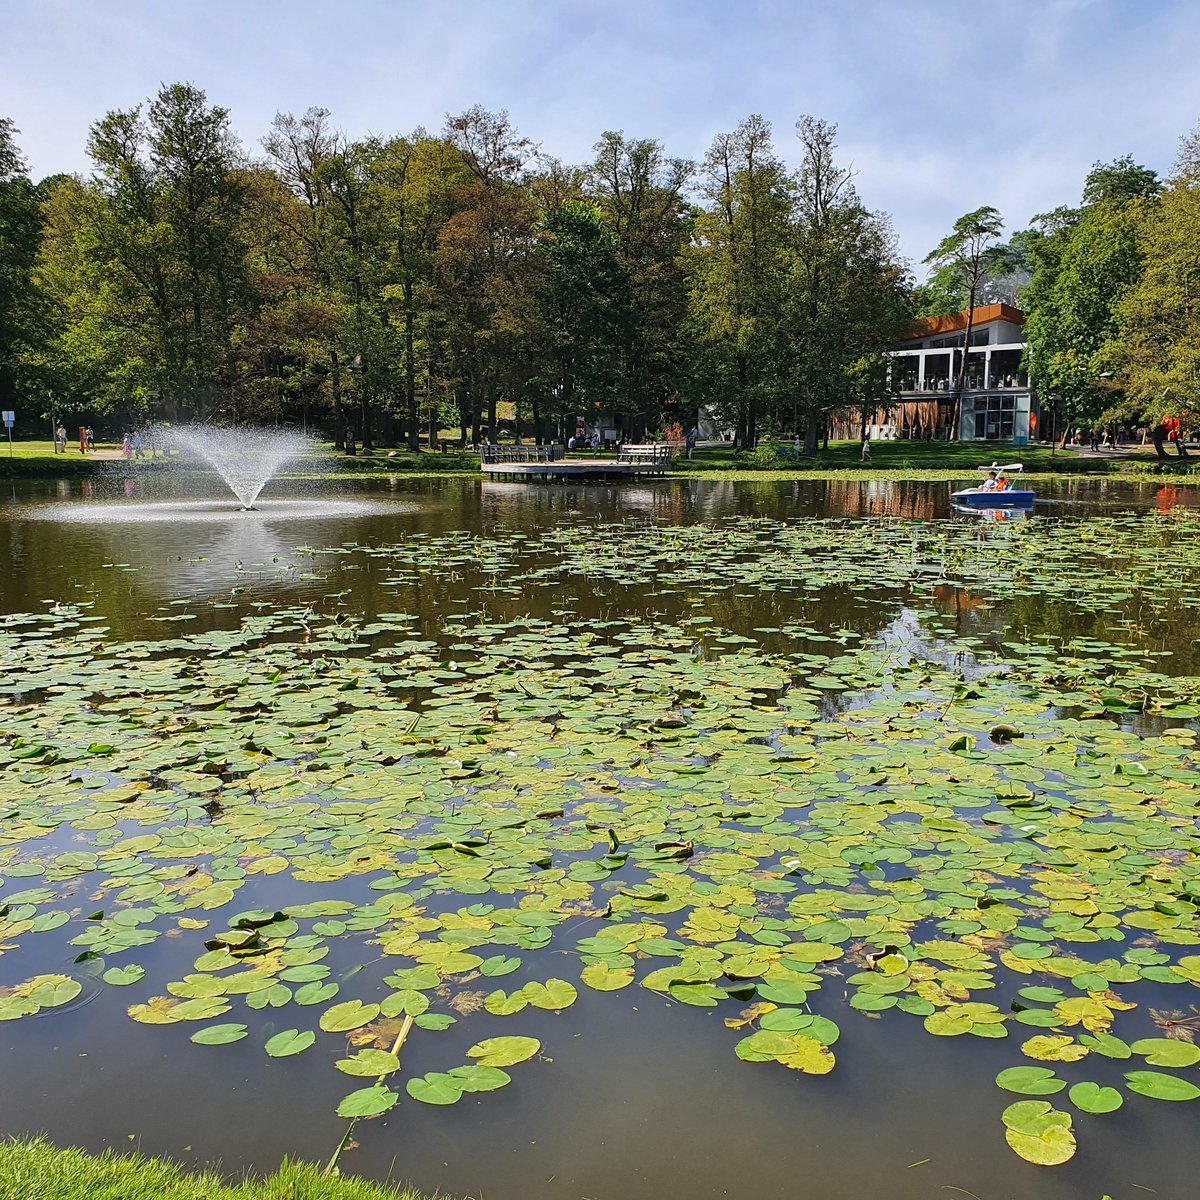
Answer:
[{"xmin": 2, "ymin": 0, "xmax": 1197, "ymax": 270}]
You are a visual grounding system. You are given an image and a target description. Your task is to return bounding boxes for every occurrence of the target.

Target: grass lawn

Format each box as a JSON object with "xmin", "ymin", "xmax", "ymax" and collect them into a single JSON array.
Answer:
[
  {"xmin": 0, "ymin": 1138, "xmax": 435, "ymax": 1200},
  {"xmin": 2, "ymin": 435, "xmax": 1195, "ymax": 483},
  {"xmin": 678, "ymin": 438, "xmax": 1193, "ymax": 475}
]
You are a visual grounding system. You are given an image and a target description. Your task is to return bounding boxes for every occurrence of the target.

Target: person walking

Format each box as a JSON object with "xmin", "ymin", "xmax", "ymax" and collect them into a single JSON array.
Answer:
[
  {"xmin": 54, "ymin": 424, "xmax": 67, "ymax": 453},
  {"xmin": 132, "ymin": 430, "xmax": 144, "ymax": 459},
  {"xmin": 121, "ymin": 432, "xmax": 131, "ymax": 460}
]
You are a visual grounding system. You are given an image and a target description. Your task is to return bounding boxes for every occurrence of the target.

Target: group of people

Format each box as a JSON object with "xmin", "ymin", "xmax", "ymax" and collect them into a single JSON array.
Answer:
[
  {"xmin": 53, "ymin": 424, "xmax": 94, "ymax": 453},
  {"xmin": 121, "ymin": 430, "xmax": 145, "ymax": 459},
  {"xmin": 979, "ymin": 469, "xmax": 1014, "ymax": 492},
  {"xmin": 566, "ymin": 431, "xmax": 603, "ymax": 451}
]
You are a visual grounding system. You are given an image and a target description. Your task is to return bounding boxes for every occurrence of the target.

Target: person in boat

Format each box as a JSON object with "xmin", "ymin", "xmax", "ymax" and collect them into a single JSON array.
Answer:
[
  {"xmin": 996, "ymin": 473, "xmax": 1011, "ymax": 491},
  {"xmin": 979, "ymin": 470, "xmax": 999, "ymax": 491}
]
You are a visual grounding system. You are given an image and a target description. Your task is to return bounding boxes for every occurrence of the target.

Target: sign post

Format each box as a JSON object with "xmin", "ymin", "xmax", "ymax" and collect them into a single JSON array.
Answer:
[{"xmin": 2, "ymin": 411, "xmax": 13, "ymax": 460}]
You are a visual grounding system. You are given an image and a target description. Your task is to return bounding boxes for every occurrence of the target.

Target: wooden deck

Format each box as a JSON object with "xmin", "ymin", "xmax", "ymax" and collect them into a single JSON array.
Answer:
[{"xmin": 480, "ymin": 444, "xmax": 673, "ymax": 481}]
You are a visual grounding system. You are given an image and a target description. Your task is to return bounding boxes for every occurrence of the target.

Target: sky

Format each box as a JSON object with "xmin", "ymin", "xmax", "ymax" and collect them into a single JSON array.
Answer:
[{"xmin": 2, "ymin": 0, "xmax": 1197, "ymax": 271}]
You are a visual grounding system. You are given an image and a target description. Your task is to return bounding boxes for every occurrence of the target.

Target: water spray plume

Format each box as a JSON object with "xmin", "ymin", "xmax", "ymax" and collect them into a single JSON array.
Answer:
[{"xmin": 173, "ymin": 426, "xmax": 313, "ymax": 509}]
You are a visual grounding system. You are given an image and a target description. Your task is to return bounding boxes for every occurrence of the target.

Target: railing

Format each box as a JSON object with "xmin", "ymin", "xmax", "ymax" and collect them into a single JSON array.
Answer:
[
  {"xmin": 480, "ymin": 443, "xmax": 564, "ymax": 465},
  {"xmin": 900, "ymin": 375, "xmax": 1028, "ymax": 394}
]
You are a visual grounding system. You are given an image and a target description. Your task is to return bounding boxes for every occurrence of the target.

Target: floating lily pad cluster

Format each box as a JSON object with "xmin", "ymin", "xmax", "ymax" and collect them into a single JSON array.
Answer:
[{"xmin": 2, "ymin": 507, "xmax": 1200, "ymax": 1170}]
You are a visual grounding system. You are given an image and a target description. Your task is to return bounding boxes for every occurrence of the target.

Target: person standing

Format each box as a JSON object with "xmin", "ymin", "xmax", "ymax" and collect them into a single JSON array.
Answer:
[
  {"xmin": 54, "ymin": 424, "xmax": 67, "ymax": 453},
  {"xmin": 84, "ymin": 426, "xmax": 94, "ymax": 452}
]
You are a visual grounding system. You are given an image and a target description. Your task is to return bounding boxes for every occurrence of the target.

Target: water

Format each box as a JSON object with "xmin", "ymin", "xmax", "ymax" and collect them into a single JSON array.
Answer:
[
  {"xmin": 0, "ymin": 472, "xmax": 1198, "ymax": 1200},
  {"xmin": 171, "ymin": 426, "xmax": 314, "ymax": 509}
]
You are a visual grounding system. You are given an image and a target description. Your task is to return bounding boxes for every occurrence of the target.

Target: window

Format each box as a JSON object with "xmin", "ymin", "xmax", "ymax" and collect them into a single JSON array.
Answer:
[{"xmin": 972, "ymin": 394, "xmax": 1017, "ymax": 439}]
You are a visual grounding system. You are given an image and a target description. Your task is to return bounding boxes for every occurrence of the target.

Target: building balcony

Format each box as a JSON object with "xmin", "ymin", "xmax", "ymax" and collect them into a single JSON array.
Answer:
[{"xmin": 896, "ymin": 373, "xmax": 1028, "ymax": 395}]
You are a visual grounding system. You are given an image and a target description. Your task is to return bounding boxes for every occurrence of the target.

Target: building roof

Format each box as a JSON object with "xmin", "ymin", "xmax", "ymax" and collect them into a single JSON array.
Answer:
[{"xmin": 903, "ymin": 302, "xmax": 1025, "ymax": 341}]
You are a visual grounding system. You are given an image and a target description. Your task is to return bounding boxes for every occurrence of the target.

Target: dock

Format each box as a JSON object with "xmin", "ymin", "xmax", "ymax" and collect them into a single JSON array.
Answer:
[{"xmin": 480, "ymin": 444, "xmax": 674, "ymax": 481}]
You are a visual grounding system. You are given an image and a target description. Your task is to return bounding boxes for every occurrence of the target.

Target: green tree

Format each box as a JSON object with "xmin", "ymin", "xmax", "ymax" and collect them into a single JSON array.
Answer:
[
  {"xmin": 686, "ymin": 115, "xmax": 792, "ymax": 446},
  {"xmin": 589, "ymin": 131, "xmax": 692, "ymax": 436},
  {"xmin": 438, "ymin": 106, "xmax": 540, "ymax": 445},
  {"xmin": 374, "ymin": 132, "xmax": 464, "ymax": 447},
  {"xmin": 781, "ymin": 117, "xmax": 910, "ymax": 454},
  {"xmin": 1022, "ymin": 157, "xmax": 1159, "ymax": 444},
  {"xmin": 40, "ymin": 84, "xmax": 254, "ymax": 422},
  {"xmin": 535, "ymin": 200, "xmax": 627, "ymax": 423},
  {"xmin": 922, "ymin": 205, "xmax": 1004, "ymax": 438},
  {"xmin": 0, "ymin": 119, "xmax": 43, "ymax": 417},
  {"xmin": 1103, "ymin": 133, "xmax": 1199, "ymax": 457}
]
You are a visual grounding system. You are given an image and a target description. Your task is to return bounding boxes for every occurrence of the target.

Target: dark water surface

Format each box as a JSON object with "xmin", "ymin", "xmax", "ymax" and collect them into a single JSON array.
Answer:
[{"xmin": 1, "ymin": 472, "xmax": 1198, "ymax": 1200}]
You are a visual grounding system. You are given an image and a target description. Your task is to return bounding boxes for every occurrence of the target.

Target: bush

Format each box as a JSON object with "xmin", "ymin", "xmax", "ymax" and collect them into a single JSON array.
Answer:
[{"xmin": 750, "ymin": 437, "xmax": 784, "ymax": 469}]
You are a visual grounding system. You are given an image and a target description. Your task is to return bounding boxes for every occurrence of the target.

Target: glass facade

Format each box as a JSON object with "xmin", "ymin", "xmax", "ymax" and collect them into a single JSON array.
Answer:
[{"xmin": 965, "ymin": 394, "xmax": 1031, "ymax": 442}]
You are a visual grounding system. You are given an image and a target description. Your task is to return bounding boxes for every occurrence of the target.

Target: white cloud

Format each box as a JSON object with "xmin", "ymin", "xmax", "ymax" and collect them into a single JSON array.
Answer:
[{"xmin": 1, "ymin": 0, "xmax": 1197, "ymax": 267}]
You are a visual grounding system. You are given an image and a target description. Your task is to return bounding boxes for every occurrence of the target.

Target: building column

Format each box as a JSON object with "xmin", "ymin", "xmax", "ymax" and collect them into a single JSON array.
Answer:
[
  {"xmin": 916, "ymin": 351, "xmax": 926, "ymax": 391},
  {"xmin": 984, "ymin": 348, "xmax": 992, "ymax": 390}
]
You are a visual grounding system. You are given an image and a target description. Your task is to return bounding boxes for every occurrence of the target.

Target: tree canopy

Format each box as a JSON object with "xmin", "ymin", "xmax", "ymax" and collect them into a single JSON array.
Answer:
[{"xmin": 4, "ymin": 90, "xmax": 1199, "ymax": 452}]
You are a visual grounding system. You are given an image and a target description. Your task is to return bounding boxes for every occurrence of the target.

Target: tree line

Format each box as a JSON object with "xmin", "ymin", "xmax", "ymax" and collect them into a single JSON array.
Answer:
[{"xmin": 0, "ymin": 87, "xmax": 1196, "ymax": 450}]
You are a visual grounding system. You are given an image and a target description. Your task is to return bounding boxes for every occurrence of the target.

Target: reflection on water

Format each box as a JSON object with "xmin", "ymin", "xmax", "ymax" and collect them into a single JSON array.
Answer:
[{"xmin": 28, "ymin": 497, "xmax": 398, "ymax": 523}]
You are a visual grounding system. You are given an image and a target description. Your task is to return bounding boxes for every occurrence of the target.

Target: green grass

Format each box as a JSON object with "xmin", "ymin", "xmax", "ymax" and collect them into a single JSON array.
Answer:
[
  {"xmin": 676, "ymin": 438, "xmax": 1195, "ymax": 474},
  {"xmin": 2, "ymin": 435, "xmax": 1195, "ymax": 484},
  {"xmin": 0, "ymin": 1137, "xmax": 437, "ymax": 1200}
]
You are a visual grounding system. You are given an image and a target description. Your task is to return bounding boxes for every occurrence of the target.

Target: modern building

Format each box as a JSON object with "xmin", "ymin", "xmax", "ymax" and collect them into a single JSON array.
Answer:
[{"xmin": 835, "ymin": 303, "xmax": 1037, "ymax": 443}]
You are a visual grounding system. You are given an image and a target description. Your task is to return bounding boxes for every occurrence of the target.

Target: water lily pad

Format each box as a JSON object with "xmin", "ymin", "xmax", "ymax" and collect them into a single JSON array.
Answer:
[
  {"xmin": 521, "ymin": 979, "xmax": 577, "ymax": 1011},
  {"xmin": 466, "ymin": 1036, "xmax": 541, "ymax": 1067},
  {"xmin": 264, "ymin": 1028, "xmax": 315, "ymax": 1058},
  {"xmin": 996, "ymin": 1066, "xmax": 1066, "ymax": 1096},
  {"xmin": 336, "ymin": 1084, "xmax": 398, "ymax": 1118},
  {"xmin": 190, "ymin": 1023, "xmax": 249, "ymax": 1045},
  {"xmin": 1068, "ymin": 1082, "xmax": 1123, "ymax": 1114},
  {"xmin": 319, "ymin": 1000, "xmax": 381, "ymax": 1033},
  {"xmin": 1124, "ymin": 1071, "xmax": 1200, "ymax": 1101},
  {"xmin": 406, "ymin": 1072, "xmax": 464, "ymax": 1105},
  {"xmin": 1130, "ymin": 1038, "xmax": 1200, "ymax": 1068},
  {"xmin": 336, "ymin": 1049, "xmax": 401, "ymax": 1077},
  {"xmin": 1002, "ymin": 1100, "xmax": 1077, "ymax": 1165}
]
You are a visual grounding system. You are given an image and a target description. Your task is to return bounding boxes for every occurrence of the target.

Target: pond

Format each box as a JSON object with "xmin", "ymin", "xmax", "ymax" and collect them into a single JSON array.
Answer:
[{"xmin": 1, "ymin": 471, "xmax": 1199, "ymax": 1200}]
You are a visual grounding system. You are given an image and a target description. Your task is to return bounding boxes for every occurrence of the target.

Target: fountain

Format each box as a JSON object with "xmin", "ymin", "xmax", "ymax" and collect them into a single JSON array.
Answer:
[
  {"xmin": 21, "ymin": 424, "xmax": 408, "ymax": 530},
  {"xmin": 172, "ymin": 426, "xmax": 313, "ymax": 509}
]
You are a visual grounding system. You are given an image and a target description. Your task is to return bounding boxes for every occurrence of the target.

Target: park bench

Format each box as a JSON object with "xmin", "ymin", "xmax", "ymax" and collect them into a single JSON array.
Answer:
[{"xmin": 616, "ymin": 443, "xmax": 674, "ymax": 467}]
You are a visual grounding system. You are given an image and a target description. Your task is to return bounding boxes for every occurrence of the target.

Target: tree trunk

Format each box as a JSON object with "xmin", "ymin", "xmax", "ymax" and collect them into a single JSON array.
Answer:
[
  {"xmin": 737, "ymin": 353, "xmax": 751, "ymax": 447},
  {"xmin": 804, "ymin": 409, "xmax": 820, "ymax": 456},
  {"xmin": 404, "ymin": 282, "xmax": 419, "ymax": 451},
  {"xmin": 950, "ymin": 302, "xmax": 977, "ymax": 442},
  {"xmin": 331, "ymin": 351, "xmax": 344, "ymax": 450},
  {"xmin": 531, "ymin": 393, "xmax": 543, "ymax": 445}
]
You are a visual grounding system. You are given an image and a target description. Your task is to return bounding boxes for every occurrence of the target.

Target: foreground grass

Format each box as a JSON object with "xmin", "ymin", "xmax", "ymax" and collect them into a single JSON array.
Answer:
[{"xmin": 0, "ymin": 1138, "xmax": 434, "ymax": 1200}]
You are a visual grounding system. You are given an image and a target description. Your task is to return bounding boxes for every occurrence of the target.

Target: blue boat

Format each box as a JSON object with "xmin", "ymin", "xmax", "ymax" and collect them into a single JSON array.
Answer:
[{"xmin": 951, "ymin": 463, "xmax": 1035, "ymax": 507}]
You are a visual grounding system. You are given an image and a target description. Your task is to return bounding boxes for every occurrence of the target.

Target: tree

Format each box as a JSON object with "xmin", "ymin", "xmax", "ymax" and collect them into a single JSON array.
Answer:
[
  {"xmin": 438, "ymin": 106, "xmax": 540, "ymax": 444},
  {"xmin": 922, "ymin": 206, "xmax": 1004, "ymax": 438},
  {"xmin": 589, "ymin": 131, "xmax": 692, "ymax": 436},
  {"xmin": 1103, "ymin": 133, "xmax": 1199, "ymax": 457},
  {"xmin": 39, "ymin": 84, "xmax": 254, "ymax": 422},
  {"xmin": 780, "ymin": 117, "xmax": 910, "ymax": 454},
  {"xmin": 686, "ymin": 115, "xmax": 792, "ymax": 446},
  {"xmin": 374, "ymin": 132, "xmax": 463, "ymax": 447},
  {"xmin": 535, "ymin": 199, "xmax": 628, "ymax": 425},
  {"xmin": 0, "ymin": 119, "xmax": 43, "ymax": 416},
  {"xmin": 1022, "ymin": 157, "xmax": 1159, "ymax": 445}
]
